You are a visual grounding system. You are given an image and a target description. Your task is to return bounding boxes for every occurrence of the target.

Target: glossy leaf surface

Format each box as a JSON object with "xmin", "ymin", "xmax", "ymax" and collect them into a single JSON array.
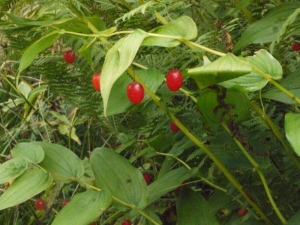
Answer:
[{"xmin": 285, "ymin": 113, "xmax": 300, "ymax": 156}]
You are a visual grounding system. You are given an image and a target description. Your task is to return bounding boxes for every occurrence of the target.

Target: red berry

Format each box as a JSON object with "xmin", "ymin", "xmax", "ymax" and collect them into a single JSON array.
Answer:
[
  {"xmin": 63, "ymin": 50, "xmax": 76, "ymax": 63},
  {"xmin": 35, "ymin": 199, "xmax": 45, "ymax": 211},
  {"xmin": 126, "ymin": 82, "xmax": 144, "ymax": 104},
  {"xmin": 143, "ymin": 173, "xmax": 152, "ymax": 185},
  {"xmin": 92, "ymin": 73, "xmax": 101, "ymax": 92},
  {"xmin": 122, "ymin": 220, "xmax": 131, "ymax": 225},
  {"xmin": 292, "ymin": 42, "xmax": 300, "ymax": 52},
  {"xmin": 61, "ymin": 199, "xmax": 70, "ymax": 207},
  {"xmin": 166, "ymin": 69, "xmax": 183, "ymax": 91},
  {"xmin": 237, "ymin": 208, "xmax": 248, "ymax": 217}
]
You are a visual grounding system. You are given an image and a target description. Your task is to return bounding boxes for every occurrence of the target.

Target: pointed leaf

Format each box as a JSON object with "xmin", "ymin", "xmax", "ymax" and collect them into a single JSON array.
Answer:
[
  {"xmin": 234, "ymin": 3, "xmax": 300, "ymax": 51},
  {"xmin": 101, "ymin": 29, "xmax": 148, "ymax": 116},
  {"xmin": 219, "ymin": 50, "xmax": 282, "ymax": 92},
  {"xmin": 143, "ymin": 16, "xmax": 197, "ymax": 47},
  {"xmin": 11, "ymin": 142, "xmax": 45, "ymax": 164},
  {"xmin": 0, "ymin": 169, "xmax": 53, "ymax": 210},
  {"xmin": 177, "ymin": 188, "xmax": 219, "ymax": 225},
  {"xmin": 91, "ymin": 148, "xmax": 148, "ymax": 209},
  {"xmin": 148, "ymin": 167, "xmax": 193, "ymax": 204},
  {"xmin": 37, "ymin": 142, "xmax": 84, "ymax": 183},
  {"xmin": 185, "ymin": 54, "xmax": 251, "ymax": 89},
  {"xmin": 52, "ymin": 189, "xmax": 111, "ymax": 225},
  {"xmin": 18, "ymin": 30, "xmax": 63, "ymax": 74},
  {"xmin": 0, "ymin": 158, "xmax": 27, "ymax": 184},
  {"xmin": 285, "ymin": 113, "xmax": 300, "ymax": 156}
]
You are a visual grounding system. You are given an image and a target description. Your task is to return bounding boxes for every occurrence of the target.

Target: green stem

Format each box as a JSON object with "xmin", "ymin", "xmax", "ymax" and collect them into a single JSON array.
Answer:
[
  {"xmin": 127, "ymin": 68, "xmax": 272, "ymax": 224},
  {"xmin": 221, "ymin": 122, "xmax": 286, "ymax": 224},
  {"xmin": 250, "ymin": 101, "xmax": 300, "ymax": 170}
]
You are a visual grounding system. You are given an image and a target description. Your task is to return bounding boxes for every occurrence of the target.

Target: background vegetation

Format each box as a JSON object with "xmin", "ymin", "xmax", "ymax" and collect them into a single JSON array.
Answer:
[{"xmin": 0, "ymin": 0, "xmax": 300, "ymax": 224}]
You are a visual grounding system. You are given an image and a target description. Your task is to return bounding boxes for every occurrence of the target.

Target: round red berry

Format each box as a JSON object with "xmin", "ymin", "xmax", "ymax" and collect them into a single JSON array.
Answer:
[
  {"xmin": 63, "ymin": 50, "xmax": 76, "ymax": 63},
  {"xmin": 292, "ymin": 42, "xmax": 300, "ymax": 52},
  {"xmin": 122, "ymin": 220, "xmax": 131, "ymax": 225},
  {"xmin": 143, "ymin": 173, "xmax": 152, "ymax": 185},
  {"xmin": 61, "ymin": 199, "xmax": 70, "ymax": 207},
  {"xmin": 35, "ymin": 199, "xmax": 45, "ymax": 211},
  {"xmin": 166, "ymin": 69, "xmax": 183, "ymax": 91},
  {"xmin": 92, "ymin": 73, "xmax": 101, "ymax": 92},
  {"xmin": 126, "ymin": 82, "xmax": 144, "ymax": 104},
  {"xmin": 237, "ymin": 208, "xmax": 248, "ymax": 217}
]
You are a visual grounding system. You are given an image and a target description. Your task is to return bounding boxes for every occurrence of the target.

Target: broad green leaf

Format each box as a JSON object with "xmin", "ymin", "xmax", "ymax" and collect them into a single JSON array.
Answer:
[
  {"xmin": 219, "ymin": 50, "xmax": 282, "ymax": 92},
  {"xmin": 107, "ymin": 68, "xmax": 165, "ymax": 116},
  {"xmin": 11, "ymin": 142, "xmax": 45, "ymax": 164},
  {"xmin": 37, "ymin": 142, "xmax": 84, "ymax": 182},
  {"xmin": 185, "ymin": 54, "xmax": 251, "ymax": 89},
  {"xmin": 0, "ymin": 169, "xmax": 53, "ymax": 210},
  {"xmin": 285, "ymin": 113, "xmax": 300, "ymax": 156},
  {"xmin": 52, "ymin": 189, "xmax": 111, "ymax": 225},
  {"xmin": 91, "ymin": 148, "xmax": 148, "ymax": 209},
  {"xmin": 101, "ymin": 29, "xmax": 148, "ymax": 116},
  {"xmin": 197, "ymin": 89, "xmax": 250, "ymax": 125},
  {"xmin": 148, "ymin": 167, "xmax": 193, "ymax": 204},
  {"xmin": 234, "ymin": 3, "xmax": 300, "ymax": 51},
  {"xmin": 0, "ymin": 158, "xmax": 27, "ymax": 184},
  {"xmin": 263, "ymin": 70, "xmax": 300, "ymax": 104},
  {"xmin": 18, "ymin": 30, "xmax": 63, "ymax": 74},
  {"xmin": 177, "ymin": 188, "xmax": 219, "ymax": 225},
  {"xmin": 142, "ymin": 16, "xmax": 197, "ymax": 47}
]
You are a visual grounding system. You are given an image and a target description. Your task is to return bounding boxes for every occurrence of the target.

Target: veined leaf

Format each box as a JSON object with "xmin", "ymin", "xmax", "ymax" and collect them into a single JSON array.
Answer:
[
  {"xmin": 91, "ymin": 148, "xmax": 148, "ymax": 209},
  {"xmin": 143, "ymin": 16, "xmax": 197, "ymax": 47},
  {"xmin": 0, "ymin": 169, "xmax": 53, "ymax": 210},
  {"xmin": 101, "ymin": 29, "xmax": 148, "ymax": 116},
  {"xmin": 11, "ymin": 142, "xmax": 45, "ymax": 164},
  {"xmin": 18, "ymin": 30, "xmax": 64, "ymax": 74},
  {"xmin": 52, "ymin": 189, "xmax": 111, "ymax": 225},
  {"xmin": 285, "ymin": 113, "xmax": 300, "ymax": 156},
  {"xmin": 0, "ymin": 158, "xmax": 27, "ymax": 184},
  {"xmin": 219, "ymin": 50, "xmax": 282, "ymax": 92},
  {"xmin": 37, "ymin": 142, "xmax": 84, "ymax": 183},
  {"xmin": 185, "ymin": 54, "xmax": 251, "ymax": 89},
  {"xmin": 234, "ymin": 2, "xmax": 300, "ymax": 51}
]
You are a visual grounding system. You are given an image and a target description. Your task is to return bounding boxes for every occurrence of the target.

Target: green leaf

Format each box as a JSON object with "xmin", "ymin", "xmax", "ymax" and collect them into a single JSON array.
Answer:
[
  {"xmin": 11, "ymin": 142, "xmax": 45, "ymax": 164},
  {"xmin": 0, "ymin": 158, "xmax": 27, "ymax": 184},
  {"xmin": 234, "ymin": 2, "xmax": 300, "ymax": 51},
  {"xmin": 263, "ymin": 69, "xmax": 300, "ymax": 104},
  {"xmin": 177, "ymin": 188, "xmax": 219, "ymax": 225},
  {"xmin": 37, "ymin": 142, "xmax": 84, "ymax": 183},
  {"xmin": 197, "ymin": 89, "xmax": 250, "ymax": 125},
  {"xmin": 18, "ymin": 30, "xmax": 63, "ymax": 74},
  {"xmin": 219, "ymin": 50, "xmax": 282, "ymax": 92},
  {"xmin": 285, "ymin": 113, "xmax": 300, "ymax": 156},
  {"xmin": 101, "ymin": 29, "xmax": 149, "ymax": 116},
  {"xmin": 52, "ymin": 189, "xmax": 111, "ymax": 225},
  {"xmin": 148, "ymin": 167, "xmax": 193, "ymax": 204},
  {"xmin": 142, "ymin": 16, "xmax": 197, "ymax": 47},
  {"xmin": 106, "ymin": 68, "xmax": 165, "ymax": 116},
  {"xmin": 0, "ymin": 169, "xmax": 53, "ymax": 210},
  {"xmin": 90, "ymin": 148, "xmax": 148, "ymax": 209},
  {"xmin": 185, "ymin": 54, "xmax": 251, "ymax": 89}
]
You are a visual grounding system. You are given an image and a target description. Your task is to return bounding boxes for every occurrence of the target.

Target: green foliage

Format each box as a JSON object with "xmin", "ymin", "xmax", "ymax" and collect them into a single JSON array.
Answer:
[{"xmin": 0, "ymin": 0, "xmax": 300, "ymax": 224}]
